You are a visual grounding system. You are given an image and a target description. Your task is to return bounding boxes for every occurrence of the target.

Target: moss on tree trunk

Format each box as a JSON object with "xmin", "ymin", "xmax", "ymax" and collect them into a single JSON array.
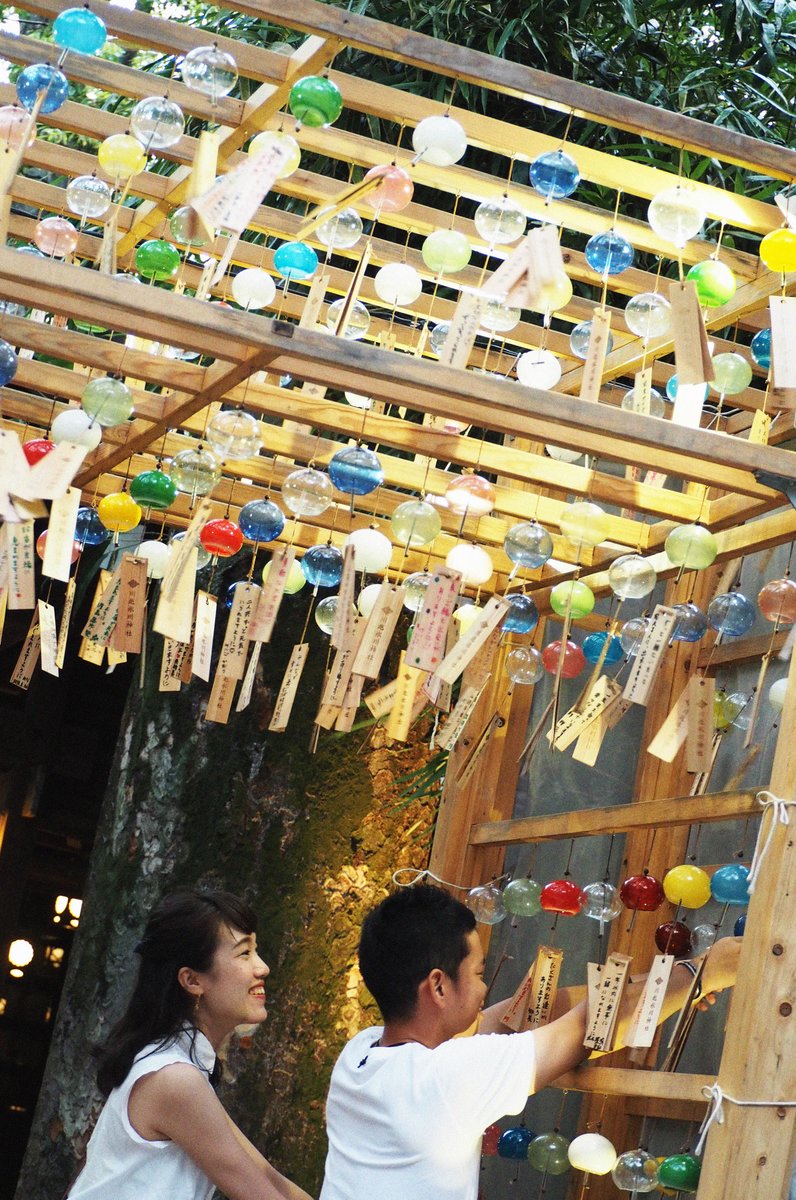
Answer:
[{"xmin": 16, "ymin": 599, "xmax": 436, "ymax": 1199}]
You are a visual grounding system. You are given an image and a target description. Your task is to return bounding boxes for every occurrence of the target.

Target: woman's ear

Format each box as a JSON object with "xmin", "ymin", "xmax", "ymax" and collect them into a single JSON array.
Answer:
[{"xmin": 177, "ymin": 966, "xmax": 202, "ymax": 997}]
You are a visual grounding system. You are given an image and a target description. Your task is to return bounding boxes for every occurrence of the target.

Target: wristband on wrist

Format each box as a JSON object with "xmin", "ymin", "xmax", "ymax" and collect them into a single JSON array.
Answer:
[{"xmin": 677, "ymin": 959, "xmax": 703, "ymax": 999}]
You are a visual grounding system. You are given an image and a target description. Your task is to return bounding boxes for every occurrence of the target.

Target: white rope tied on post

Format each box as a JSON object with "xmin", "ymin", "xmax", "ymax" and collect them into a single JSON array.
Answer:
[
  {"xmin": 695, "ymin": 1083, "xmax": 796, "ymax": 1155},
  {"xmin": 747, "ymin": 790, "xmax": 796, "ymax": 894}
]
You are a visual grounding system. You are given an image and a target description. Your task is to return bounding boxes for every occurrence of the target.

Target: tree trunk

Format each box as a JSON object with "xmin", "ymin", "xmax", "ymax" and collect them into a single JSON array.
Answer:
[{"xmin": 15, "ymin": 598, "xmax": 436, "ymax": 1199}]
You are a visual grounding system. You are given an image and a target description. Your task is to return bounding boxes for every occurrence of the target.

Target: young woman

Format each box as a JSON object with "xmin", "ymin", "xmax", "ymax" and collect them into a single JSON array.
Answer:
[{"xmin": 68, "ymin": 888, "xmax": 313, "ymax": 1200}]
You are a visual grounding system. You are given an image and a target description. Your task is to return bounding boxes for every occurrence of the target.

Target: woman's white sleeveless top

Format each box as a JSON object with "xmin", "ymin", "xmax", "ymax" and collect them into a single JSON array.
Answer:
[{"xmin": 68, "ymin": 1028, "xmax": 217, "ymax": 1200}]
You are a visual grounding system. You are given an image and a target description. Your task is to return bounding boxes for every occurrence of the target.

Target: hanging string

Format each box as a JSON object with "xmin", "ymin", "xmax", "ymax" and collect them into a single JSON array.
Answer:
[
  {"xmin": 747, "ymin": 790, "xmax": 796, "ymax": 892},
  {"xmin": 392, "ymin": 866, "xmax": 510, "ymax": 892},
  {"xmin": 695, "ymin": 1083, "xmax": 796, "ymax": 1156}
]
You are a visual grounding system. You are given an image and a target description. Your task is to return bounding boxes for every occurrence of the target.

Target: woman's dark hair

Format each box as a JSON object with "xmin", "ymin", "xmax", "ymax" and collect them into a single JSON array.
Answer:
[
  {"xmin": 95, "ymin": 888, "xmax": 257, "ymax": 1096},
  {"xmin": 358, "ymin": 884, "xmax": 476, "ymax": 1022}
]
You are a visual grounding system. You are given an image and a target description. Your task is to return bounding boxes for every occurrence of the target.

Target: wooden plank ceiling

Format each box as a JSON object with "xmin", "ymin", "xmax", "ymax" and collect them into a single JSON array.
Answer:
[{"xmin": 1, "ymin": 0, "xmax": 796, "ymax": 603}]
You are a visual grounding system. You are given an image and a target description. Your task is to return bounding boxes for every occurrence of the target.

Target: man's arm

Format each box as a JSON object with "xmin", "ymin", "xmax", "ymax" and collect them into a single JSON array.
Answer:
[{"xmin": 477, "ymin": 937, "xmax": 741, "ymax": 1092}]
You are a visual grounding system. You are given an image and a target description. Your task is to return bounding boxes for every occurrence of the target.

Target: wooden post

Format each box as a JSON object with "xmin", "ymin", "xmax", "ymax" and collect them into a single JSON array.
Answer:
[
  {"xmin": 569, "ymin": 561, "xmax": 719, "ymax": 1198},
  {"xmin": 696, "ymin": 624, "xmax": 796, "ymax": 1199}
]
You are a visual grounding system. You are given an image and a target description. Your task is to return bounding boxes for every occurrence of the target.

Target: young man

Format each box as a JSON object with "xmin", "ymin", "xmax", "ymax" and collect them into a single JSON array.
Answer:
[{"xmin": 320, "ymin": 884, "xmax": 739, "ymax": 1200}]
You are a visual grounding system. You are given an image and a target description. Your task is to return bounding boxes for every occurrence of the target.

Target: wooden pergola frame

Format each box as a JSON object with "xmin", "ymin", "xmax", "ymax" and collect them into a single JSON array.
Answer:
[{"xmin": 1, "ymin": 2, "xmax": 795, "ymax": 1197}]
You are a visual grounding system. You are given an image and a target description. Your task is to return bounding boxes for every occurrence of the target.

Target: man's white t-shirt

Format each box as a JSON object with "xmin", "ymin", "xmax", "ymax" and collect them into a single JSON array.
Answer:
[{"xmin": 320, "ymin": 1025, "xmax": 538, "ymax": 1200}]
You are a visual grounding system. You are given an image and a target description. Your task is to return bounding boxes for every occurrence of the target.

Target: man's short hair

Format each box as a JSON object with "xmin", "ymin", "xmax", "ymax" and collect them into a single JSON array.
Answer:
[{"xmin": 358, "ymin": 884, "xmax": 477, "ymax": 1022}]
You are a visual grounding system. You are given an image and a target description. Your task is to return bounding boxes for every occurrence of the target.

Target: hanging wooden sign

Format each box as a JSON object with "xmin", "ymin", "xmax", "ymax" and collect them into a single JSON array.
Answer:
[
  {"xmin": 547, "ymin": 675, "xmax": 622, "ymax": 750},
  {"xmin": 622, "ymin": 605, "xmax": 679, "ymax": 705},
  {"xmin": 624, "ymin": 955, "xmax": 675, "ymax": 1048},
  {"xmin": 0, "ymin": 584, "xmax": 7, "ymax": 647},
  {"xmin": 0, "ymin": 429, "xmax": 29, "ymax": 500},
  {"xmin": 82, "ymin": 563, "xmax": 123, "ymax": 645},
  {"xmin": 435, "ymin": 681, "xmax": 488, "ymax": 752},
  {"xmin": 579, "ymin": 309, "xmax": 612, "ymax": 404},
  {"xmin": 269, "ymin": 643, "xmax": 310, "ymax": 732},
  {"xmin": 205, "ymin": 669, "xmax": 236, "ymax": 725},
  {"xmin": 112, "ymin": 555, "xmax": 148, "ymax": 654},
  {"xmin": 42, "ymin": 486, "xmax": 81, "ymax": 583},
  {"xmin": 527, "ymin": 946, "xmax": 565, "ymax": 1029},
  {"xmin": 248, "ymin": 545, "xmax": 295, "ymax": 643},
  {"xmin": 153, "ymin": 546, "xmax": 198, "ymax": 644},
  {"xmin": 769, "ymin": 295, "xmax": 796, "ymax": 396},
  {"xmin": 17, "ymin": 441, "xmax": 88, "ymax": 501},
  {"xmin": 686, "ymin": 673, "xmax": 715, "ymax": 773},
  {"xmin": 331, "ymin": 543, "xmax": 357, "ymax": 650},
  {"xmin": 192, "ymin": 591, "xmax": 218, "ymax": 682},
  {"xmin": 572, "ymin": 692, "xmax": 632, "ymax": 765},
  {"xmin": 38, "ymin": 600, "xmax": 59, "ymax": 677},
  {"xmin": 632, "ymin": 366, "xmax": 653, "ymax": 414},
  {"xmin": 437, "ymin": 292, "xmax": 485, "ymax": 369},
  {"xmin": 455, "ymin": 710, "xmax": 505, "ymax": 787},
  {"xmin": 749, "ymin": 410, "xmax": 771, "ymax": 445},
  {"xmin": 407, "ymin": 567, "xmax": 461, "ymax": 673},
  {"xmin": 159, "ymin": 637, "xmax": 187, "ymax": 693},
  {"xmin": 350, "ymin": 583, "xmax": 405, "ymax": 680},
  {"xmin": 430, "ymin": 596, "xmax": 509, "ymax": 687},
  {"xmin": 218, "ymin": 582, "xmax": 259, "ymax": 680},
  {"xmin": 236, "ymin": 641, "xmax": 263, "ymax": 713},
  {"xmin": 161, "ymin": 499, "xmax": 212, "ymax": 602},
  {"xmin": 11, "ymin": 610, "xmax": 41, "ymax": 690},
  {"xmin": 79, "ymin": 571, "xmax": 110, "ymax": 665},
  {"xmin": 583, "ymin": 952, "xmax": 633, "ymax": 1051},
  {"xmin": 462, "ymin": 624, "xmax": 503, "ymax": 691},
  {"xmin": 321, "ymin": 617, "xmax": 366, "ymax": 710},
  {"xmin": 8, "ymin": 521, "xmax": 35, "ymax": 611},
  {"xmin": 669, "ymin": 279, "xmax": 713, "ymax": 385},
  {"xmin": 385, "ymin": 653, "xmax": 427, "ymax": 742},
  {"xmin": 335, "ymin": 672, "xmax": 365, "ymax": 732}
]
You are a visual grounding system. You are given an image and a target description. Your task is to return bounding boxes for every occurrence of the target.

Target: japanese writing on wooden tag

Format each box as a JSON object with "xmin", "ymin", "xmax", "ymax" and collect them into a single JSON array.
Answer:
[
  {"xmin": 236, "ymin": 641, "xmax": 262, "ymax": 712},
  {"xmin": 269, "ymin": 643, "xmax": 310, "ymax": 732},
  {"xmin": 161, "ymin": 499, "xmax": 212, "ymax": 601},
  {"xmin": 159, "ymin": 637, "xmax": 187, "ymax": 692},
  {"xmin": 350, "ymin": 584, "xmax": 405, "ymax": 680},
  {"xmin": 384, "ymin": 652, "xmax": 426, "ymax": 742},
  {"xmin": 11, "ymin": 611, "xmax": 41, "ymax": 689},
  {"xmin": 686, "ymin": 673, "xmax": 715, "ymax": 773},
  {"xmin": 584, "ymin": 953, "xmax": 632, "ymax": 1051},
  {"xmin": 622, "ymin": 605, "xmax": 678, "ymax": 705},
  {"xmin": 407, "ymin": 568, "xmax": 461, "ymax": 673},
  {"xmin": 38, "ymin": 600, "xmax": 59, "ymax": 677},
  {"xmin": 332, "ymin": 543, "xmax": 357, "ymax": 650},
  {"xmin": 55, "ymin": 578, "xmax": 76, "ymax": 671},
  {"xmin": 437, "ymin": 292, "xmax": 485, "ymax": 369},
  {"xmin": 8, "ymin": 521, "xmax": 35, "ymax": 610},
  {"xmin": 579, "ymin": 309, "xmax": 612, "ymax": 403},
  {"xmin": 205, "ymin": 669, "xmax": 236, "ymax": 725},
  {"xmin": 112, "ymin": 555, "xmax": 148, "ymax": 654},
  {"xmin": 527, "ymin": 946, "xmax": 564, "ymax": 1029},
  {"xmin": 17, "ymin": 441, "xmax": 88, "ymax": 501},
  {"xmin": 430, "ymin": 596, "xmax": 508, "ymax": 687},
  {"xmin": 218, "ymin": 582, "xmax": 258, "ymax": 680},
  {"xmin": 249, "ymin": 546, "xmax": 295, "ymax": 642},
  {"xmin": 82, "ymin": 564, "xmax": 123, "ymax": 645},
  {"xmin": 624, "ymin": 955, "xmax": 674, "ymax": 1048},
  {"xmin": 435, "ymin": 682, "xmax": 488, "ymax": 752},
  {"xmin": 572, "ymin": 693, "xmax": 631, "ymax": 765},
  {"xmin": 748, "ymin": 410, "xmax": 771, "ymax": 445},
  {"xmin": 43, "ymin": 486, "xmax": 80, "ymax": 582},
  {"xmin": 192, "ymin": 591, "xmax": 217, "ymax": 682}
]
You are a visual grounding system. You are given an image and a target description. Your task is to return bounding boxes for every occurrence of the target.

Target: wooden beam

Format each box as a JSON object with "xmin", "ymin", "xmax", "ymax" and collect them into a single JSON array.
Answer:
[
  {"xmin": 243, "ymin": 0, "xmax": 796, "ymax": 180},
  {"xmin": 697, "ymin": 631, "xmax": 789, "ymax": 671},
  {"xmin": 697, "ymin": 604, "xmax": 796, "ymax": 1200},
  {"xmin": 469, "ymin": 790, "xmax": 760, "ymax": 847},
  {"xmin": 554, "ymin": 1067, "xmax": 713, "ymax": 1103}
]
